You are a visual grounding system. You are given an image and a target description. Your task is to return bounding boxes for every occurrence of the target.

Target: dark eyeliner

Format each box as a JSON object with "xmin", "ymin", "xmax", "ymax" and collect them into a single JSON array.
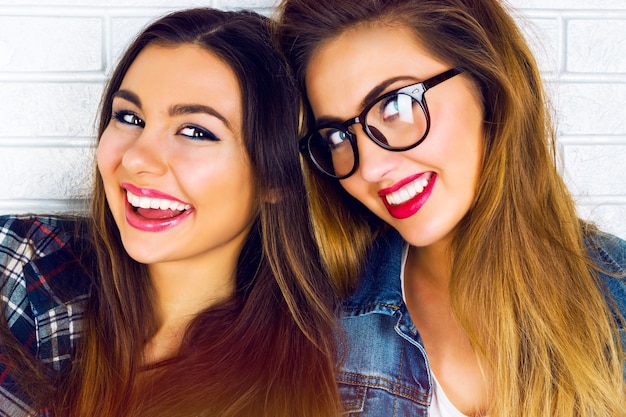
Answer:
[
  {"xmin": 180, "ymin": 124, "xmax": 220, "ymax": 142},
  {"xmin": 113, "ymin": 110, "xmax": 144, "ymax": 127}
]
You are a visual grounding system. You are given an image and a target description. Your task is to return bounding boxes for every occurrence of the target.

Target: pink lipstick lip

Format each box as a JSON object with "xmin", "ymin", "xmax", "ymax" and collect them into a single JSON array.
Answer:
[
  {"xmin": 381, "ymin": 173, "xmax": 436, "ymax": 220},
  {"xmin": 122, "ymin": 182, "xmax": 189, "ymax": 205},
  {"xmin": 124, "ymin": 198, "xmax": 194, "ymax": 232},
  {"xmin": 377, "ymin": 172, "xmax": 431, "ymax": 197}
]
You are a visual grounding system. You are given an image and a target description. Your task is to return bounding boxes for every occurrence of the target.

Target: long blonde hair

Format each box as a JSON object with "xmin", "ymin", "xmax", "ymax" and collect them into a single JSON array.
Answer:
[{"xmin": 277, "ymin": 0, "xmax": 626, "ymax": 415}]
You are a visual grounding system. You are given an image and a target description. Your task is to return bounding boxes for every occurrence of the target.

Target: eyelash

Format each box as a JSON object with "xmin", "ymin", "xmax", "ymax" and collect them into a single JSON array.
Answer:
[
  {"xmin": 113, "ymin": 110, "xmax": 144, "ymax": 127},
  {"xmin": 178, "ymin": 125, "xmax": 220, "ymax": 142},
  {"xmin": 112, "ymin": 111, "xmax": 220, "ymax": 142}
]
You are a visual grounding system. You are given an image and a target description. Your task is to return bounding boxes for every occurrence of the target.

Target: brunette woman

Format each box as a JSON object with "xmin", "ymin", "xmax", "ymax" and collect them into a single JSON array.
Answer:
[{"xmin": 0, "ymin": 7, "xmax": 340, "ymax": 417}]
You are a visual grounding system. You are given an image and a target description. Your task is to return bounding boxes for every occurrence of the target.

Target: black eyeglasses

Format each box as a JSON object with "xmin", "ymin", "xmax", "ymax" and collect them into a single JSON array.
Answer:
[{"xmin": 300, "ymin": 68, "xmax": 462, "ymax": 179}]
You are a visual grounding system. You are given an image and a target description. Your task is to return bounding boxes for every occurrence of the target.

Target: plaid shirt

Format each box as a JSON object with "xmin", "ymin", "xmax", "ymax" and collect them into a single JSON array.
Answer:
[{"xmin": 0, "ymin": 216, "xmax": 91, "ymax": 416}]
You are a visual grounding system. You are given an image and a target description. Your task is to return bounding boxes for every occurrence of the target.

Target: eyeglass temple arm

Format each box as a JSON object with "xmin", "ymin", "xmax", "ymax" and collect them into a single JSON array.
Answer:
[{"xmin": 422, "ymin": 68, "xmax": 462, "ymax": 91}]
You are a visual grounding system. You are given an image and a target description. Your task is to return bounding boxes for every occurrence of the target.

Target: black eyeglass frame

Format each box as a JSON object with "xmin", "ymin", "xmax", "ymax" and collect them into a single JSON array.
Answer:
[{"xmin": 300, "ymin": 67, "xmax": 462, "ymax": 179}]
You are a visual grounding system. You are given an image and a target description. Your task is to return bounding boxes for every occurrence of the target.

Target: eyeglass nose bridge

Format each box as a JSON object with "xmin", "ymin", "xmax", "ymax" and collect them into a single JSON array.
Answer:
[
  {"xmin": 342, "ymin": 116, "xmax": 387, "ymax": 157},
  {"xmin": 343, "ymin": 114, "xmax": 393, "ymax": 152},
  {"xmin": 339, "ymin": 116, "xmax": 373, "ymax": 154},
  {"xmin": 342, "ymin": 116, "xmax": 363, "ymax": 137},
  {"xmin": 343, "ymin": 114, "xmax": 387, "ymax": 147}
]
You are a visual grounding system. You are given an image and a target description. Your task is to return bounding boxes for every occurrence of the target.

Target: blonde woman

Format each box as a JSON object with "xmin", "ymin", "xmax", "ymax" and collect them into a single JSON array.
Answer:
[{"xmin": 277, "ymin": 0, "xmax": 626, "ymax": 415}]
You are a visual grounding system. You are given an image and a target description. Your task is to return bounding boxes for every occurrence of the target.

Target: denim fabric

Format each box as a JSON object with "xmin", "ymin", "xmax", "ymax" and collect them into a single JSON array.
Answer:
[{"xmin": 338, "ymin": 228, "xmax": 626, "ymax": 416}]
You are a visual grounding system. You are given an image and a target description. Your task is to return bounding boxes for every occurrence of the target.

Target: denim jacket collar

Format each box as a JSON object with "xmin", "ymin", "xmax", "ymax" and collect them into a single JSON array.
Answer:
[{"xmin": 342, "ymin": 229, "xmax": 406, "ymax": 316}]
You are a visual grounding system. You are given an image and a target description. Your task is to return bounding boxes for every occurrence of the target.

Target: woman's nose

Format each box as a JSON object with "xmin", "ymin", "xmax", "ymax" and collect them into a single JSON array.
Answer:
[
  {"xmin": 353, "ymin": 126, "xmax": 399, "ymax": 183},
  {"xmin": 121, "ymin": 128, "xmax": 168, "ymax": 176}
]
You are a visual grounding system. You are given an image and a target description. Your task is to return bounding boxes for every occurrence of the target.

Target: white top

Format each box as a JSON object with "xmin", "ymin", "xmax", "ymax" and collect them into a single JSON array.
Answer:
[
  {"xmin": 430, "ymin": 373, "xmax": 469, "ymax": 417},
  {"xmin": 400, "ymin": 245, "xmax": 468, "ymax": 417}
]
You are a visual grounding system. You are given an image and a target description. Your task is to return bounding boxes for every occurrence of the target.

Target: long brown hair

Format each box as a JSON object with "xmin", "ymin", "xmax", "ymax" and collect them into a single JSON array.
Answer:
[
  {"xmin": 277, "ymin": 0, "xmax": 625, "ymax": 415},
  {"xmin": 1, "ymin": 7, "xmax": 340, "ymax": 417}
]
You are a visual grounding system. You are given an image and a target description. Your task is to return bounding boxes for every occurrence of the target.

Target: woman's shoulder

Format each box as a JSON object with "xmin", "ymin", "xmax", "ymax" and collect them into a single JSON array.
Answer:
[
  {"xmin": 1, "ymin": 214, "xmax": 87, "ymax": 257},
  {"xmin": 584, "ymin": 229, "xmax": 626, "ymax": 318},
  {"xmin": 0, "ymin": 214, "xmax": 92, "ymax": 310},
  {"xmin": 585, "ymin": 229, "xmax": 626, "ymax": 272},
  {"xmin": 1, "ymin": 214, "xmax": 83, "ymax": 238}
]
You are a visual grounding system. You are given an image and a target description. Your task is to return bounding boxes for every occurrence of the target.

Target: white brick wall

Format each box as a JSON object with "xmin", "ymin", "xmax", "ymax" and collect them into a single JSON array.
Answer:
[
  {"xmin": 0, "ymin": 1, "xmax": 625, "ymax": 239},
  {"xmin": 510, "ymin": 1, "xmax": 626, "ymax": 239}
]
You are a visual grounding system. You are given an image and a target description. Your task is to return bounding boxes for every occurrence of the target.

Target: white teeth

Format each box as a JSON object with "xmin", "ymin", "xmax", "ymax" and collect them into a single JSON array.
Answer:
[
  {"xmin": 138, "ymin": 197, "xmax": 151, "ymax": 209},
  {"xmin": 385, "ymin": 174, "xmax": 432, "ymax": 206},
  {"xmin": 126, "ymin": 190, "xmax": 191, "ymax": 211}
]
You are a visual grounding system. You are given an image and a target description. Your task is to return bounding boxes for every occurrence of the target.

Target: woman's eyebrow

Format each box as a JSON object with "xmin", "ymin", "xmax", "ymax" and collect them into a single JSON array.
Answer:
[
  {"xmin": 313, "ymin": 76, "xmax": 417, "ymax": 127},
  {"xmin": 112, "ymin": 89, "xmax": 141, "ymax": 108},
  {"xmin": 169, "ymin": 104, "xmax": 233, "ymax": 131},
  {"xmin": 360, "ymin": 76, "xmax": 416, "ymax": 109}
]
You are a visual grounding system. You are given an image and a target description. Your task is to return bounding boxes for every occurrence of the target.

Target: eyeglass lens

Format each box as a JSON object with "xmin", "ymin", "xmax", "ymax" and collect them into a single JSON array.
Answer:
[{"xmin": 308, "ymin": 90, "xmax": 427, "ymax": 178}]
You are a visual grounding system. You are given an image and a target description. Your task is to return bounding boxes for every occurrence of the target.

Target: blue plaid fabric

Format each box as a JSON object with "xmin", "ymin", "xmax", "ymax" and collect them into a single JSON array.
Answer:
[{"xmin": 0, "ymin": 216, "xmax": 91, "ymax": 416}]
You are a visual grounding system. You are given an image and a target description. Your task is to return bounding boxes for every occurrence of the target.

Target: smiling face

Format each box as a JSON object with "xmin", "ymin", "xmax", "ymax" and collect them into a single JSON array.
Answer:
[
  {"xmin": 305, "ymin": 24, "xmax": 484, "ymax": 250},
  {"xmin": 97, "ymin": 43, "xmax": 256, "ymax": 277}
]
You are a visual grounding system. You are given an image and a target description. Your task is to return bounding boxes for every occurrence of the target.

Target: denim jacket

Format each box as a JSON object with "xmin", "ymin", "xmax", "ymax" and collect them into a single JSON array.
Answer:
[{"xmin": 337, "ymin": 229, "xmax": 626, "ymax": 416}]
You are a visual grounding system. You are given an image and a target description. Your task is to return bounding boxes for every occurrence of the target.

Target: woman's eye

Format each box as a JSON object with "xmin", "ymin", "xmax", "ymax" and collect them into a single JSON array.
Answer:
[
  {"xmin": 179, "ymin": 125, "xmax": 219, "ymax": 141},
  {"xmin": 326, "ymin": 129, "xmax": 350, "ymax": 148},
  {"xmin": 113, "ymin": 111, "xmax": 144, "ymax": 127},
  {"xmin": 381, "ymin": 95, "xmax": 400, "ymax": 121},
  {"xmin": 380, "ymin": 94, "xmax": 414, "ymax": 123}
]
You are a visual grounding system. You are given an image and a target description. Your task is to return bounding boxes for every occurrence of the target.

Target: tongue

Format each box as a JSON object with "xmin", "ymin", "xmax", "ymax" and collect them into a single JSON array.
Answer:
[{"xmin": 136, "ymin": 208, "xmax": 183, "ymax": 220}]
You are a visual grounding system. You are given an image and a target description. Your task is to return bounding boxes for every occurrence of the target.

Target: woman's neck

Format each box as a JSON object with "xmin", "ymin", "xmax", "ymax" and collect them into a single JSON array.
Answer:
[
  {"xmin": 406, "ymin": 238, "xmax": 454, "ymax": 290},
  {"xmin": 144, "ymin": 258, "xmax": 237, "ymax": 363},
  {"xmin": 404, "ymin": 238, "xmax": 489, "ymax": 416}
]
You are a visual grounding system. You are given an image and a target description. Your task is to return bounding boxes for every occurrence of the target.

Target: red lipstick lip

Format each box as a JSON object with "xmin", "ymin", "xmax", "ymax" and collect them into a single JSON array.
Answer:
[
  {"xmin": 377, "ymin": 172, "xmax": 429, "ymax": 197},
  {"xmin": 380, "ymin": 173, "xmax": 436, "ymax": 220},
  {"xmin": 122, "ymin": 182, "xmax": 188, "ymax": 205}
]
